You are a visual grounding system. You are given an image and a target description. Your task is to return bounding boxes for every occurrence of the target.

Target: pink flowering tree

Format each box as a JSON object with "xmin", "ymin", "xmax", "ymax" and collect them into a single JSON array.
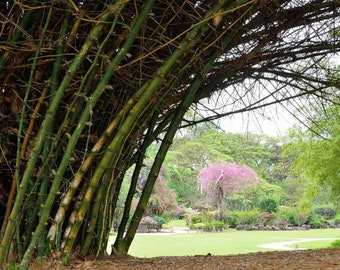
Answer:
[
  {"xmin": 198, "ymin": 163, "xmax": 259, "ymax": 215},
  {"xmin": 137, "ymin": 173, "xmax": 181, "ymax": 217}
]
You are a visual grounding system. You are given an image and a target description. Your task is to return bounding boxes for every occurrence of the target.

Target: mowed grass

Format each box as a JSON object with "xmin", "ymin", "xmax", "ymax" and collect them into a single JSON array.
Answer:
[
  {"xmin": 167, "ymin": 219, "xmax": 187, "ymax": 227},
  {"xmin": 293, "ymin": 239, "xmax": 337, "ymax": 249},
  {"xmin": 115, "ymin": 228, "xmax": 340, "ymax": 258}
]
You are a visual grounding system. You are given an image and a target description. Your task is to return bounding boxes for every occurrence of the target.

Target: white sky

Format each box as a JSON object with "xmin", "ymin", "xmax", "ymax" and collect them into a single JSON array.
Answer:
[{"xmin": 213, "ymin": 106, "xmax": 298, "ymax": 137}]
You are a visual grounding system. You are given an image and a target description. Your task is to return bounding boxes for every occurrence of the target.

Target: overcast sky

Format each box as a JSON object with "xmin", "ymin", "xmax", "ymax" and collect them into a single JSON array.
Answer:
[{"xmin": 214, "ymin": 106, "xmax": 298, "ymax": 137}]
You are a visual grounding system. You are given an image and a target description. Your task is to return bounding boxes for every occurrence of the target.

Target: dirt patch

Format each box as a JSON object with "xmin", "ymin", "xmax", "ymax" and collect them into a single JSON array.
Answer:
[{"xmin": 29, "ymin": 248, "xmax": 340, "ymax": 269}]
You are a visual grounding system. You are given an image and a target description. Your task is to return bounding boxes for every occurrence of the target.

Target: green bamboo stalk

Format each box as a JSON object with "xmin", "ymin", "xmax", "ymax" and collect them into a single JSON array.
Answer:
[
  {"xmin": 0, "ymin": 7, "xmax": 116, "ymax": 267},
  {"xmin": 117, "ymin": 69, "xmax": 209, "ymax": 255},
  {"xmin": 0, "ymin": 2, "xmax": 55, "ymax": 262},
  {"xmin": 113, "ymin": 4, "xmax": 253, "ymax": 249},
  {"xmin": 115, "ymin": 111, "xmax": 159, "ymax": 241},
  {"xmin": 47, "ymin": 93, "xmax": 135, "ymax": 248},
  {"xmin": 36, "ymin": 11, "xmax": 91, "ymax": 176},
  {"xmin": 96, "ymin": 171, "xmax": 117, "ymax": 257},
  {"xmin": 15, "ymin": 220, "xmax": 23, "ymax": 262},
  {"xmin": 114, "ymin": 0, "xmax": 251, "ymax": 251},
  {"xmin": 40, "ymin": 64, "xmax": 96, "ymax": 187},
  {"xmin": 20, "ymin": 0, "xmax": 152, "ymax": 265},
  {"xmin": 62, "ymin": 0, "xmax": 229, "ymax": 259},
  {"xmin": 97, "ymin": 158, "xmax": 131, "ymax": 257},
  {"xmin": 33, "ymin": 6, "xmax": 71, "ymax": 259},
  {"xmin": 112, "ymin": 97, "xmax": 178, "ymax": 244},
  {"xmin": 60, "ymin": 2, "xmax": 157, "ymax": 262},
  {"xmin": 101, "ymin": 175, "xmax": 117, "ymax": 255},
  {"xmin": 95, "ymin": 174, "xmax": 114, "ymax": 257},
  {"xmin": 80, "ymin": 170, "xmax": 110, "ymax": 255},
  {"xmin": 47, "ymin": 2, "xmax": 152, "ymax": 249},
  {"xmin": 35, "ymin": 6, "xmax": 118, "ymax": 201},
  {"xmin": 61, "ymin": 83, "xmax": 156, "ymax": 259},
  {"xmin": 81, "ymin": 162, "xmax": 126, "ymax": 256},
  {"xmin": 18, "ymin": 13, "xmax": 72, "ymax": 229},
  {"xmin": 116, "ymin": 79, "xmax": 199, "ymax": 252}
]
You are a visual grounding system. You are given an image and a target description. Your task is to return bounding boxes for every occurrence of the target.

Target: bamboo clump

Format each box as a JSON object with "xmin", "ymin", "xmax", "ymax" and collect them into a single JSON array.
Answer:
[{"xmin": 0, "ymin": 0, "xmax": 339, "ymax": 268}]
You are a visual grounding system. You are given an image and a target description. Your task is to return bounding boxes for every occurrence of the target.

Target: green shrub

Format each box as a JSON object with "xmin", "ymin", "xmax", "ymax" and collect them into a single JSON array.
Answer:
[
  {"xmin": 276, "ymin": 206, "xmax": 299, "ymax": 226},
  {"xmin": 212, "ymin": 221, "xmax": 226, "ymax": 231},
  {"xmin": 204, "ymin": 221, "xmax": 226, "ymax": 232},
  {"xmin": 189, "ymin": 222, "xmax": 206, "ymax": 230},
  {"xmin": 306, "ymin": 213, "xmax": 327, "ymax": 228},
  {"xmin": 237, "ymin": 209, "xmax": 262, "ymax": 226},
  {"xmin": 225, "ymin": 211, "xmax": 239, "ymax": 228},
  {"xmin": 191, "ymin": 215, "xmax": 205, "ymax": 224},
  {"xmin": 314, "ymin": 206, "xmax": 336, "ymax": 220},
  {"xmin": 330, "ymin": 239, "xmax": 340, "ymax": 248},
  {"xmin": 259, "ymin": 197, "xmax": 279, "ymax": 213},
  {"xmin": 204, "ymin": 222, "xmax": 213, "ymax": 231},
  {"xmin": 152, "ymin": 216, "xmax": 167, "ymax": 229},
  {"xmin": 334, "ymin": 214, "xmax": 340, "ymax": 225},
  {"xmin": 225, "ymin": 210, "xmax": 262, "ymax": 227}
]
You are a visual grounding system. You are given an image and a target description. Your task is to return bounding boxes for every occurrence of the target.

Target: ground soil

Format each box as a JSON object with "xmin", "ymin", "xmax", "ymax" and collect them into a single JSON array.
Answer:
[{"xmin": 29, "ymin": 248, "xmax": 340, "ymax": 270}]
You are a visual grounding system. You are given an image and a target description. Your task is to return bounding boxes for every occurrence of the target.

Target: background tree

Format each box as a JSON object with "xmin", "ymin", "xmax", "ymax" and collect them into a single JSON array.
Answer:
[
  {"xmin": 166, "ymin": 128, "xmax": 285, "ymax": 206},
  {"xmin": 282, "ymin": 100, "xmax": 340, "ymax": 211},
  {"xmin": 0, "ymin": 0, "xmax": 339, "ymax": 267},
  {"xmin": 198, "ymin": 163, "xmax": 259, "ymax": 217}
]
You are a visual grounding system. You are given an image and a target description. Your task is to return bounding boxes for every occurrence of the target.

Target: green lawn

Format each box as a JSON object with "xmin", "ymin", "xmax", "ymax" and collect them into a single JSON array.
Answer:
[
  {"xmin": 166, "ymin": 219, "xmax": 187, "ymax": 227},
  {"xmin": 107, "ymin": 228, "xmax": 340, "ymax": 258},
  {"xmin": 293, "ymin": 239, "xmax": 337, "ymax": 249}
]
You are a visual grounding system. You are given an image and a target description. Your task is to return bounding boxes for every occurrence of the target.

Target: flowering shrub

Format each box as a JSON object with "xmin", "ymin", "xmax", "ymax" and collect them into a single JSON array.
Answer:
[
  {"xmin": 262, "ymin": 212, "xmax": 272, "ymax": 225},
  {"xmin": 137, "ymin": 173, "xmax": 180, "ymax": 218},
  {"xmin": 140, "ymin": 216, "xmax": 158, "ymax": 230},
  {"xmin": 262, "ymin": 212, "xmax": 271, "ymax": 219}
]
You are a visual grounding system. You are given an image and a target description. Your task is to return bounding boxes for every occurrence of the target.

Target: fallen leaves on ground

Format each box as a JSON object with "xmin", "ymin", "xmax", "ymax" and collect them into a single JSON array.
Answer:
[{"xmin": 29, "ymin": 248, "xmax": 340, "ymax": 270}]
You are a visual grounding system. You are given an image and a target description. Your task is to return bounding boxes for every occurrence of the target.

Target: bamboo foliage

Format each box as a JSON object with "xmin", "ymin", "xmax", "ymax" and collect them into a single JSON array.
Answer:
[{"xmin": 0, "ymin": 0, "xmax": 339, "ymax": 267}]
